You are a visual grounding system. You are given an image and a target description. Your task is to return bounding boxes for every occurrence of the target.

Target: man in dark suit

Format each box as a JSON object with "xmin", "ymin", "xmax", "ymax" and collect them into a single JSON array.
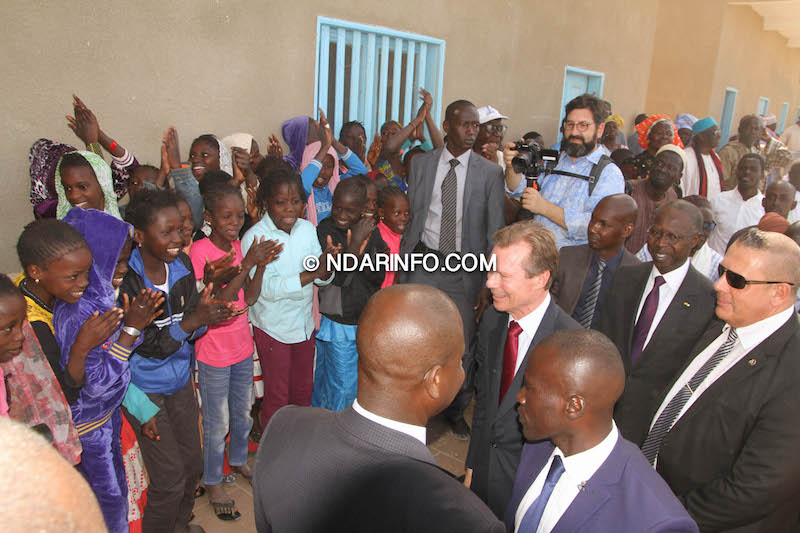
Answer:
[
  {"xmin": 597, "ymin": 200, "xmax": 716, "ymax": 446},
  {"xmin": 641, "ymin": 228, "xmax": 800, "ymax": 532},
  {"xmin": 506, "ymin": 329, "xmax": 697, "ymax": 533},
  {"xmin": 252, "ymin": 285, "xmax": 504, "ymax": 533},
  {"xmin": 465, "ymin": 221, "xmax": 580, "ymax": 517},
  {"xmin": 400, "ymin": 99, "xmax": 506, "ymax": 438},
  {"xmin": 550, "ymin": 194, "xmax": 640, "ymax": 327}
]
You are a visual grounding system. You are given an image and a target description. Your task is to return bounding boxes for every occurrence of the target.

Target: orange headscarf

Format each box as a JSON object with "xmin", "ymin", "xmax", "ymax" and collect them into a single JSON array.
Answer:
[{"xmin": 636, "ymin": 115, "xmax": 684, "ymax": 150}]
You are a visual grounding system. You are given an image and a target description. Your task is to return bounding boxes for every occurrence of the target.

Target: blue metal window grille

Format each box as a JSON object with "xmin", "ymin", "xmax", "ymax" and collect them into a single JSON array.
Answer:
[
  {"xmin": 719, "ymin": 88, "xmax": 738, "ymax": 148},
  {"xmin": 778, "ymin": 102, "xmax": 789, "ymax": 134},
  {"xmin": 314, "ymin": 17, "xmax": 446, "ymax": 143}
]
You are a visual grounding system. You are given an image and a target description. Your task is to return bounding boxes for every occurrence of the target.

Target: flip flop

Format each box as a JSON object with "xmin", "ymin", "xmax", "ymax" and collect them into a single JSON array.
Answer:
[
  {"xmin": 194, "ymin": 486, "xmax": 206, "ymax": 498},
  {"xmin": 211, "ymin": 500, "xmax": 241, "ymax": 522}
]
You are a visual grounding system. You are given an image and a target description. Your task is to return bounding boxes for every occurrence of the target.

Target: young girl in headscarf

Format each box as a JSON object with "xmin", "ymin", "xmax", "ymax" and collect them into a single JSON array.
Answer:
[
  {"xmin": 55, "ymin": 151, "xmax": 122, "ymax": 219},
  {"xmin": 281, "ymin": 116, "xmax": 311, "ymax": 172},
  {"xmin": 54, "ymin": 207, "xmax": 164, "ymax": 533},
  {"xmin": 0, "ymin": 274, "xmax": 82, "ymax": 464}
]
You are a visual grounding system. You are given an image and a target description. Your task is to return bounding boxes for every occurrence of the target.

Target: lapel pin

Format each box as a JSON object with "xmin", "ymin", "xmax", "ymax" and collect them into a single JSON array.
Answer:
[
  {"xmin": 683, "ymin": 301, "xmax": 691, "ymax": 308},
  {"xmin": 748, "ymin": 359, "xmax": 756, "ymax": 366}
]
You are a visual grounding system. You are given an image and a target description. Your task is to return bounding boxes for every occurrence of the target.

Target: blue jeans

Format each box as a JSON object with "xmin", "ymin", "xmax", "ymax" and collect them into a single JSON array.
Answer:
[{"xmin": 198, "ymin": 356, "xmax": 253, "ymax": 485}]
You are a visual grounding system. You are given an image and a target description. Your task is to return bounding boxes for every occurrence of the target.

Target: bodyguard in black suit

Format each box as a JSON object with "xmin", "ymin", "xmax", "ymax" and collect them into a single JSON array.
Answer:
[
  {"xmin": 253, "ymin": 285, "xmax": 503, "ymax": 533},
  {"xmin": 400, "ymin": 100, "xmax": 506, "ymax": 438},
  {"xmin": 597, "ymin": 200, "xmax": 716, "ymax": 446},
  {"xmin": 550, "ymin": 194, "xmax": 640, "ymax": 327},
  {"xmin": 641, "ymin": 228, "xmax": 800, "ymax": 532},
  {"xmin": 465, "ymin": 221, "xmax": 580, "ymax": 517}
]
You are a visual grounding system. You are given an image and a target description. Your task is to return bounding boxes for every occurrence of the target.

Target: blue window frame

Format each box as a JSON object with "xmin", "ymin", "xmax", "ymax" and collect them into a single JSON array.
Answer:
[
  {"xmin": 757, "ymin": 97, "xmax": 769, "ymax": 116},
  {"xmin": 314, "ymin": 17, "xmax": 445, "ymax": 143},
  {"xmin": 558, "ymin": 67, "xmax": 604, "ymax": 142},
  {"xmin": 778, "ymin": 102, "xmax": 789, "ymax": 134},
  {"xmin": 719, "ymin": 88, "xmax": 738, "ymax": 149}
]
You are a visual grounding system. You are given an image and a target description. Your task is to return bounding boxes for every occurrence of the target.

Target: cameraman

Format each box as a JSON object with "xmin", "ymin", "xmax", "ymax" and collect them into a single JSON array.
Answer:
[{"xmin": 504, "ymin": 93, "xmax": 624, "ymax": 248}]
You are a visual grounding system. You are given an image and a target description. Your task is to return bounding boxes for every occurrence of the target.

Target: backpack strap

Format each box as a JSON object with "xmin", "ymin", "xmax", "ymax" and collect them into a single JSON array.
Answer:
[{"xmin": 549, "ymin": 154, "xmax": 614, "ymax": 196}]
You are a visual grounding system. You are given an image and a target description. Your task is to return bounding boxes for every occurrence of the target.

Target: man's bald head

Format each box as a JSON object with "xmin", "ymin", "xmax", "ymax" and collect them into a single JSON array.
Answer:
[
  {"xmin": 517, "ymin": 329, "xmax": 625, "ymax": 450},
  {"xmin": 736, "ymin": 229, "xmax": 800, "ymax": 294},
  {"xmin": 0, "ymin": 418, "xmax": 106, "ymax": 532},
  {"xmin": 356, "ymin": 285, "xmax": 466, "ymax": 421},
  {"xmin": 595, "ymin": 193, "xmax": 638, "ymax": 226}
]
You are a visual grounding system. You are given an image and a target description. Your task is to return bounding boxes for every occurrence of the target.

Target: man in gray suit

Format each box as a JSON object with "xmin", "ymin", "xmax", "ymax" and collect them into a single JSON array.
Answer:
[
  {"xmin": 400, "ymin": 99, "xmax": 506, "ymax": 438},
  {"xmin": 465, "ymin": 221, "xmax": 581, "ymax": 517},
  {"xmin": 252, "ymin": 285, "xmax": 504, "ymax": 533}
]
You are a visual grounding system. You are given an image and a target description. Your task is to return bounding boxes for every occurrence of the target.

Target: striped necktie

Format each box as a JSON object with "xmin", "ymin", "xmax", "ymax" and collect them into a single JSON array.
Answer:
[
  {"xmin": 576, "ymin": 258, "xmax": 606, "ymax": 328},
  {"xmin": 641, "ymin": 327, "xmax": 739, "ymax": 465},
  {"xmin": 439, "ymin": 159, "xmax": 459, "ymax": 254}
]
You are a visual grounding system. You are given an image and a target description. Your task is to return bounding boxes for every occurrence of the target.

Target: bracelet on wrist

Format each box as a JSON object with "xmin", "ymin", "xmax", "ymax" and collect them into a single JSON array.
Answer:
[
  {"xmin": 122, "ymin": 326, "xmax": 141, "ymax": 337},
  {"xmin": 108, "ymin": 140, "xmax": 118, "ymax": 151}
]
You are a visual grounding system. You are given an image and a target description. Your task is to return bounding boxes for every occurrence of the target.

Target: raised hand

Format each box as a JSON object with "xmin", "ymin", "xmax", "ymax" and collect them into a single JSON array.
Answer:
[
  {"xmin": 246, "ymin": 183, "xmax": 261, "ymax": 221},
  {"xmin": 347, "ymin": 217, "xmax": 376, "ymax": 256},
  {"xmin": 267, "ymin": 133, "xmax": 284, "ymax": 158},
  {"xmin": 243, "ymin": 236, "xmax": 283, "ymax": 269},
  {"xmin": 66, "ymin": 95, "xmax": 101, "ymax": 146},
  {"xmin": 418, "ymin": 87, "xmax": 433, "ymax": 109},
  {"xmin": 74, "ymin": 308, "xmax": 124, "ymax": 352},
  {"xmin": 232, "ymin": 147, "xmax": 249, "ymax": 184},
  {"xmin": 122, "ymin": 289, "xmax": 165, "ymax": 330},
  {"xmin": 156, "ymin": 141, "xmax": 170, "ymax": 187},
  {"xmin": 164, "ymin": 127, "xmax": 182, "ymax": 170},
  {"xmin": 318, "ymin": 108, "xmax": 334, "ymax": 148},
  {"xmin": 367, "ymin": 134, "xmax": 383, "ymax": 168}
]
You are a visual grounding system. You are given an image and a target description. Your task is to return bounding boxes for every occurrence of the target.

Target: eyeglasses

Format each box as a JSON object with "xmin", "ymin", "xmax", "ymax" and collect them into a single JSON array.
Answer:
[
  {"xmin": 563, "ymin": 121, "xmax": 594, "ymax": 132},
  {"xmin": 483, "ymin": 124, "xmax": 508, "ymax": 135},
  {"xmin": 647, "ymin": 227, "xmax": 697, "ymax": 245},
  {"xmin": 703, "ymin": 221, "xmax": 716, "ymax": 232},
  {"xmin": 718, "ymin": 265, "xmax": 795, "ymax": 290}
]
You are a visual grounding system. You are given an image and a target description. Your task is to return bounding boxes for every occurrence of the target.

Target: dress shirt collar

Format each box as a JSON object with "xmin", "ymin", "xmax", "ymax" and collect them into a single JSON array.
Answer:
[
  {"xmin": 440, "ymin": 146, "xmax": 472, "ymax": 169},
  {"xmin": 594, "ymin": 246, "xmax": 625, "ymax": 271},
  {"xmin": 352, "ymin": 399, "xmax": 427, "ymax": 445},
  {"xmin": 552, "ymin": 421, "xmax": 619, "ymax": 487},
  {"xmin": 722, "ymin": 305, "xmax": 795, "ymax": 352},
  {"xmin": 508, "ymin": 293, "xmax": 551, "ymax": 338},
  {"xmin": 733, "ymin": 187, "xmax": 764, "ymax": 204},
  {"xmin": 649, "ymin": 257, "xmax": 691, "ymax": 291}
]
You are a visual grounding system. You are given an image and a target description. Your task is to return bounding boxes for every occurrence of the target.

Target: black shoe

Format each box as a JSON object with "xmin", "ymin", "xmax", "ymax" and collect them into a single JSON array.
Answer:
[{"xmin": 449, "ymin": 417, "xmax": 471, "ymax": 440}]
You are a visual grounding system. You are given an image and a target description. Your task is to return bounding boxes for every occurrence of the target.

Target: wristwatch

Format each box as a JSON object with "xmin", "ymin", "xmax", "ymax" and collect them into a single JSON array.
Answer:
[{"xmin": 122, "ymin": 326, "xmax": 142, "ymax": 337}]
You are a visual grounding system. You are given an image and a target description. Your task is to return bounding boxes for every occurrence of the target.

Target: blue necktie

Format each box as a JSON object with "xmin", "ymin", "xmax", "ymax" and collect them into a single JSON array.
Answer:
[{"xmin": 518, "ymin": 455, "xmax": 566, "ymax": 533}]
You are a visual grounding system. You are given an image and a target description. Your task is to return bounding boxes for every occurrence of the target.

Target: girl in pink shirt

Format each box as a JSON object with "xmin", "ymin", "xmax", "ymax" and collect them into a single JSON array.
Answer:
[
  {"xmin": 377, "ymin": 186, "xmax": 410, "ymax": 288},
  {"xmin": 189, "ymin": 182, "xmax": 280, "ymax": 521}
]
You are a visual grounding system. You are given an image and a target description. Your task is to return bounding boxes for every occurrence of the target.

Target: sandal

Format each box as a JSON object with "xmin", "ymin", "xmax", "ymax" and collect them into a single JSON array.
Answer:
[
  {"xmin": 211, "ymin": 500, "xmax": 241, "ymax": 522},
  {"xmin": 221, "ymin": 473, "xmax": 237, "ymax": 484},
  {"xmin": 194, "ymin": 486, "xmax": 206, "ymax": 498}
]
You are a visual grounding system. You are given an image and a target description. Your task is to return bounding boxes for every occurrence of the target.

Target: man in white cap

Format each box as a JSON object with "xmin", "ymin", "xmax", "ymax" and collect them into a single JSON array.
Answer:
[
  {"xmin": 475, "ymin": 105, "xmax": 509, "ymax": 169},
  {"xmin": 625, "ymin": 144, "xmax": 686, "ymax": 254},
  {"xmin": 681, "ymin": 117, "xmax": 724, "ymax": 199}
]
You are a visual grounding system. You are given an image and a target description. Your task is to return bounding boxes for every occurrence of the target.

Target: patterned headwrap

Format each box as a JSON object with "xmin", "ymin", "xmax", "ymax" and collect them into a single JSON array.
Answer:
[
  {"xmin": 29, "ymin": 139, "xmax": 77, "ymax": 218},
  {"xmin": 606, "ymin": 114, "xmax": 625, "ymax": 130},
  {"xmin": 675, "ymin": 114, "xmax": 698, "ymax": 131},
  {"xmin": 636, "ymin": 115, "xmax": 684, "ymax": 150},
  {"xmin": 55, "ymin": 151, "xmax": 121, "ymax": 220}
]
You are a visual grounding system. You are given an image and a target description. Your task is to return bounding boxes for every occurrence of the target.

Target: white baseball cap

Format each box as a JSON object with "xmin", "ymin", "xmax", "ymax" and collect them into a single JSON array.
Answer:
[{"xmin": 477, "ymin": 105, "xmax": 508, "ymax": 125}]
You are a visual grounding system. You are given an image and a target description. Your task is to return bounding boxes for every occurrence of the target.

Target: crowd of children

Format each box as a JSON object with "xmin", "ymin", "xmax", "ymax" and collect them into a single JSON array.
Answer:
[{"xmin": 2, "ymin": 92, "xmax": 416, "ymax": 531}]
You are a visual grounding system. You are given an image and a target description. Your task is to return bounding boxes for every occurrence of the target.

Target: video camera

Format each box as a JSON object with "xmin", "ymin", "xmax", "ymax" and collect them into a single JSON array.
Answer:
[{"xmin": 510, "ymin": 140, "xmax": 560, "ymax": 183}]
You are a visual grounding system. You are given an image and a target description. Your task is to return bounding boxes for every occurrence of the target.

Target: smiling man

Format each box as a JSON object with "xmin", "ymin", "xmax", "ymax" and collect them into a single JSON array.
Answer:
[
  {"xmin": 465, "ymin": 221, "xmax": 579, "ymax": 517},
  {"xmin": 598, "ymin": 201, "xmax": 716, "ymax": 444},
  {"xmin": 505, "ymin": 329, "xmax": 698, "ymax": 533},
  {"xmin": 708, "ymin": 153, "xmax": 766, "ymax": 254},
  {"xmin": 639, "ymin": 228, "xmax": 800, "ymax": 531}
]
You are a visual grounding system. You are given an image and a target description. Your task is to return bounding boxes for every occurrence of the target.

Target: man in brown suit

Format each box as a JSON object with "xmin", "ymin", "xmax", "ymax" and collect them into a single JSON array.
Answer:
[{"xmin": 550, "ymin": 194, "xmax": 639, "ymax": 327}]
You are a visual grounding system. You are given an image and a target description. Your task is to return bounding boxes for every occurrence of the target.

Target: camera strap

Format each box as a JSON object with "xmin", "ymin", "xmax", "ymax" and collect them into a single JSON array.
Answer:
[{"xmin": 549, "ymin": 155, "xmax": 614, "ymax": 196}]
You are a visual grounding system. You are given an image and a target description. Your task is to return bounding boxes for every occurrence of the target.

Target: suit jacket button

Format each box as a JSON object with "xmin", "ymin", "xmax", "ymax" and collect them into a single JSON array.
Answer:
[{"xmin": 491, "ymin": 442, "xmax": 497, "ymax": 448}]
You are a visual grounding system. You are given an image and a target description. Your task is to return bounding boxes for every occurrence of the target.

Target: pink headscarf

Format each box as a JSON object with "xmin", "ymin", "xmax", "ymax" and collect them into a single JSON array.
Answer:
[{"xmin": 301, "ymin": 142, "xmax": 340, "ymax": 226}]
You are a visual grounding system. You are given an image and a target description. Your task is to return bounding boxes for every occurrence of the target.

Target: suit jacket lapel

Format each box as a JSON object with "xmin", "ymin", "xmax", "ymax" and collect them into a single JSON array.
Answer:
[
  {"xmin": 506, "ymin": 442, "xmax": 556, "ymax": 531},
  {"xmin": 420, "ymin": 148, "xmax": 443, "ymax": 229},
  {"xmin": 488, "ymin": 309, "xmax": 510, "ymax": 410},
  {"xmin": 623, "ymin": 264, "xmax": 655, "ymax": 355},
  {"xmin": 496, "ymin": 300, "xmax": 559, "ymax": 419},
  {"xmin": 461, "ymin": 152, "xmax": 479, "ymax": 238},
  {"xmin": 553, "ymin": 436, "xmax": 622, "ymax": 532}
]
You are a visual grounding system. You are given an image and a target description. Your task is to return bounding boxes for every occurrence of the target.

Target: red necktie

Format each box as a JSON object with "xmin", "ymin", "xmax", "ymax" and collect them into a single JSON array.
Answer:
[{"xmin": 499, "ymin": 321, "xmax": 523, "ymax": 405}]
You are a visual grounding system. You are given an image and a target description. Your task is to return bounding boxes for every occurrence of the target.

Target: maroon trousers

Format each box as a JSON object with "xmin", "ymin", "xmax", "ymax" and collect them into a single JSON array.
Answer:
[{"xmin": 253, "ymin": 327, "xmax": 315, "ymax": 428}]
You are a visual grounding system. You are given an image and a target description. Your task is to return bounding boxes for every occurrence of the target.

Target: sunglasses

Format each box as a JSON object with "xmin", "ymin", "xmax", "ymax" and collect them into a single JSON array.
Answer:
[{"xmin": 718, "ymin": 265, "xmax": 795, "ymax": 290}]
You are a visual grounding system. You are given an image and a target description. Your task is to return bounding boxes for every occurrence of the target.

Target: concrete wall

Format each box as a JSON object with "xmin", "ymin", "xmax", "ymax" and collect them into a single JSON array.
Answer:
[
  {"xmin": 645, "ymin": 0, "xmax": 800, "ymax": 129},
  {"xmin": 0, "ymin": 0, "xmax": 659, "ymax": 273}
]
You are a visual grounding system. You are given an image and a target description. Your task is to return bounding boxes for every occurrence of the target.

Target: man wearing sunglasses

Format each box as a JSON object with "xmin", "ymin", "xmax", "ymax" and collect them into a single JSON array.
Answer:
[
  {"xmin": 639, "ymin": 228, "xmax": 800, "ymax": 531},
  {"xmin": 599, "ymin": 201, "xmax": 716, "ymax": 448}
]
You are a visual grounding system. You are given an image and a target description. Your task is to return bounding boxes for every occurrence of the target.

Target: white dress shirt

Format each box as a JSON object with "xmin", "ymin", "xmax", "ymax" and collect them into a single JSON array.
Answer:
[
  {"xmin": 352, "ymin": 399, "xmax": 427, "ymax": 445},
  {"xmin": 788, "ymin": 190, "xmax": 800, "ymax": 224},
  {"xmin": 648, "ymin": 305, "xmax": 795, "ymax": 458},
  {"xmin": 422, "ymin": 147, "xmax": 471, "ymax": 252},
  {"xmin": 634, "ymin": 260, "xmax": 691, "ymax": 351},
  {"xmin": 509, "ymin": 293, "xmax": 552, "ymax": 376},
  {"xmin": 708, "ymin": 189, "xmax": 765, "ymax": 254},
  {"xmin": 514, "ymin": 423, "xmax": 619, "ymax": 533},
  {"xmin": 681, "ymin": 146, "xmax": 722, "ymax": 200}
]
